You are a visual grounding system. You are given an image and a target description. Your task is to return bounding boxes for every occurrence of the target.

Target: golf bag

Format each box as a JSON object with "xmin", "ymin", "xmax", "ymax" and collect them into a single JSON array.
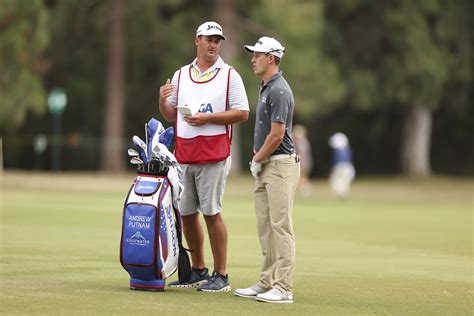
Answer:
[
  {"xmin": 120, "ymin": 119, "xmax": 190, "ymax": 291},
  {"xmin": 120, "ymin": 173, "xmax": 178, "ymax": 291}
]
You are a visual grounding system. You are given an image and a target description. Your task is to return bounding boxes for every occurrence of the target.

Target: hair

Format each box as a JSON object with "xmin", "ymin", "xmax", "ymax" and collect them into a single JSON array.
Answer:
[{"xmin": 266, "ymin": 54, "xmax": 281, "ymax": 66}]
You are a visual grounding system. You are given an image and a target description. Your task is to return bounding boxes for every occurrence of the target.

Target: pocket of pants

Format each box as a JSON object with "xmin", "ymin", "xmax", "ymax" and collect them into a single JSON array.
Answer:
[{"xmin": 274, "ymin": 158, "xmax": 292, "ymax": 178}]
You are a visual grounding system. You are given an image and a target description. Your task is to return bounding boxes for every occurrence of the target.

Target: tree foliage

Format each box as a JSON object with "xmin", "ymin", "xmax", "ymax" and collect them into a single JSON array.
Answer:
[
  {"xmin": 322, "ymin": 0, "xmax": 472, "ymax": 175},
  {"xmin": 247, "ymin": 0, "xmax": 346, "ymax": 117},
  {"xmin": 0, "ymin": 0, "xmax": 49, "ymax": 131},
  {"xmin": 323, "ymin": 0, "xmax": 471, "ymax": 112}
]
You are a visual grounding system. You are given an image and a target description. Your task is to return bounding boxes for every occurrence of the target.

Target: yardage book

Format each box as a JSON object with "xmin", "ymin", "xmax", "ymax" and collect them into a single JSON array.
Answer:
[{"xmin": 177, "ymin": 104, "xmax": 197, "ymax": 117}]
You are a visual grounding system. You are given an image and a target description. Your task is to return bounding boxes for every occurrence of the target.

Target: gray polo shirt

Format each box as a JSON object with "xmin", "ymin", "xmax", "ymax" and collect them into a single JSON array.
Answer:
[{"xmin": 254, "ymin": 72, "xmax": 296, "ymax": 155}]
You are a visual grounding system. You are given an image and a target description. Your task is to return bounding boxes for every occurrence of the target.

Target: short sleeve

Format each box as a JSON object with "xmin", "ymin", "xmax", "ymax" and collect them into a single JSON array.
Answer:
[
  {"xmin": 228, "ymin": 69, "xmax": 249, "ymax": 111},
  {"xmin": 268, "ymin": 87, "xmax": 292, "ymax": 123}
]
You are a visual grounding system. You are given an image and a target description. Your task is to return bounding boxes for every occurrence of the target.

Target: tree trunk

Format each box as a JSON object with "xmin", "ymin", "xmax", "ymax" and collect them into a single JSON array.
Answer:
[
  {"xmin": 214, "ymin": 0, "xmax": 242, "ymax": 174},
  {"xmin": 101, "ymin": 0, "xmax": 126, "ymax": 171},
  {"xmin": 400, "ymin": 106, "xmax": 432, "ymax": 176}
]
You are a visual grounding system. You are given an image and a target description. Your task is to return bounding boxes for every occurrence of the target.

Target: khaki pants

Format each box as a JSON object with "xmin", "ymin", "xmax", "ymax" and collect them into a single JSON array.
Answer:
[{"xmin": 254, "ymin": 157, "xmax": 300, "ymax": 292}]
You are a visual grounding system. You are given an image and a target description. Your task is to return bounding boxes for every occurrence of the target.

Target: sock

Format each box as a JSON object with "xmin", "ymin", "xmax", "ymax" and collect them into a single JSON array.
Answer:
[{"xmin": 192, "ymin": 267, "xmax": 207, "ymax": 274}]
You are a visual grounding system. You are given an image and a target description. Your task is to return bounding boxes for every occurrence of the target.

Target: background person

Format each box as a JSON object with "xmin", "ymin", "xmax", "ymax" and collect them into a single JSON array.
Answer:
[
  {"xmin": 292, "ymin": 124, "xmax": 313, "ymax": 195},
  {"xmin": 234, "ymin": 36, "xmax": 299, "ymax": 304},
  {"xmin": 159, "ymin": 21, "xmax": 249, "ymax": 292},
  {"xmin": 328, "ymin": 132, "xmax": 355, "ymax": 198}
]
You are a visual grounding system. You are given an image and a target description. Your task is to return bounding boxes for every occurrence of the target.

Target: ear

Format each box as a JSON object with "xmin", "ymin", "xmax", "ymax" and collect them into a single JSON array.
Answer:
[{"xmin": 268, "ymin": 54, "xmax": 274, "ymax": 64}]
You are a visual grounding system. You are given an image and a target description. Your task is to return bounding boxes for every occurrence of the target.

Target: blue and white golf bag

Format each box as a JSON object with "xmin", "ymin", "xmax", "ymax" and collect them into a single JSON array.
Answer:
[{"xmin": 120, "ymin": 119, "xmax": 189, "ymax": 291}]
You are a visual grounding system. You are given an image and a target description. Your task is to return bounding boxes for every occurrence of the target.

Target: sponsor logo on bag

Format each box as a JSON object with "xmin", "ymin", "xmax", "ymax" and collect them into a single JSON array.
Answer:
[
  {"xmin": 157, "ymin": 203, "xmax": 178, "ymax": 262},
  {"xmin": 136, "ymin": 184, "xmax": 155, "ymax": 190},
  {"xmin": 126, "ymin": 231, "xmax": 150, "ymax": 246},
  {"xmin": 165, "ymin": 205, "xmax": 177, "ymax": 257}
]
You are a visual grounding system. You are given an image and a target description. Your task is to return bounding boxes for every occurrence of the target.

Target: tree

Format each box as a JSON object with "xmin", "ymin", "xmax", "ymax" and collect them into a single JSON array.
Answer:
[
  {"xmin": 100, "ymin": 0, "xmax": 126, "ymax": 171},
  {"xmin": 323, "ymin": 0, "xmax": 472, "ymax": 176},
  {"xmin": 214, "ymin": 0, "xmax": 243, "ymax": 173},
  {"xmin": 0, "ymin": 0, "xmax": 49, "ymax": 132}
]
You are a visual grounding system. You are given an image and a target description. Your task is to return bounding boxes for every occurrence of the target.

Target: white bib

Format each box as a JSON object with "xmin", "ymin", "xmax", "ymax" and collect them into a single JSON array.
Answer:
[{"xmin": 175, "ymin": 64, "xmax": 232, "ymax": 164}]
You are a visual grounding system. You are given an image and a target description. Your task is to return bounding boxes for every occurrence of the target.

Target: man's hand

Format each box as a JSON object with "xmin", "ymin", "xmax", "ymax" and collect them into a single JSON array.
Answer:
[
  {"xmin": 159, "ymin": 78, "xmax": 178, "ymax": 122},
  {"xmin": 249, "ymin": 160, "xmax": 262, "ymax": 179},
  {"xmin": 184, "ymin": 113, "xmax": 211, "ymax": 126},
  {"xmin": 159, "ymin": 79, "xmax": 174, "ymax": 105}
]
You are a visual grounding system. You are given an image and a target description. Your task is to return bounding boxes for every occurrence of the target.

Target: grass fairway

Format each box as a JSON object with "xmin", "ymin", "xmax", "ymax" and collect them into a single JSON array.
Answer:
[{"xmin": 1, "ymin": 171, "xmax": 472, "ymax": 315}]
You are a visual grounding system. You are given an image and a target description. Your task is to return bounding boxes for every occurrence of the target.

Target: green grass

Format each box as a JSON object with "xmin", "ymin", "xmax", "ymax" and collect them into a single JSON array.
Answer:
[{"xmin": 1, "ymin": 171, "xmax": 472, "ymax": 315}]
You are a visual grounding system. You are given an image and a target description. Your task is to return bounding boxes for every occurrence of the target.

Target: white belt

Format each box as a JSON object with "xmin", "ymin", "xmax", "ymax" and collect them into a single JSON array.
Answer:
[{"xmin": 261, "ymin": 153, "xmax": 296, "ymax": 164}]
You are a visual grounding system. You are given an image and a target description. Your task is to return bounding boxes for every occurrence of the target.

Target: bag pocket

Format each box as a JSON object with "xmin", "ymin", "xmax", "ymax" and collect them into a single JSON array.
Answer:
[
  {"xmin": 134, "ymin": 176, "xmax": 161, "ymax": 195},
  {"xmin": 121, "ymin": 203, "xmax": 156, "ymax": 265}
]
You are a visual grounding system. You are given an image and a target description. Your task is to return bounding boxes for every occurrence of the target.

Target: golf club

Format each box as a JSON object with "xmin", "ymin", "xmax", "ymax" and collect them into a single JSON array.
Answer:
[
  {"xmin": 132, "ymin": 135, "xmax": 148, "ymax": 166},
  {"xmin": 159, "ymin": 127, "xmax": 174, "ymax": 149},
  {"xmin": 128, "ymin": 148, "xmax": 139, "ymax": 157},
  {"xmin": 130, "ymin": 156, "xmax": 144, "ymax": 171}
]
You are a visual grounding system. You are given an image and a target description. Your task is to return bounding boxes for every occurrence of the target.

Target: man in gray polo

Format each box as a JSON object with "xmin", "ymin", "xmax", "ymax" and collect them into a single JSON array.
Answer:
[{"xmin": 234, "ymin": 37, "xmax": 300, "ymax": 303}]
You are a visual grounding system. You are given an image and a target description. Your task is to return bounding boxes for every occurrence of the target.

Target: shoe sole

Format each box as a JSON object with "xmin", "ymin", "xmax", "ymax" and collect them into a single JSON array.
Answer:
[
  {"xmin": 234, "ymin": 292, "xmax": 259, "ymax": 299},
  {"xmin": 255, "ymin": 297, "xmax": 293, "ymax": 304},
  {"xmin": 198, "ymin": 285, "xmax": 232, "ymax": 293},
  {"xmin": 168, "ymin": 280, "xmax": 208, "ymax": 288}
]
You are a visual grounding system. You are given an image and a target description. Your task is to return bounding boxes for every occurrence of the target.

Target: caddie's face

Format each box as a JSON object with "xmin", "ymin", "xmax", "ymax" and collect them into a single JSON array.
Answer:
[
  {"xmin": 196, "ymin": 35, "xmax": 222, "ymax": 62},
  {"xmin": 251, "ymin": 52, "xmax": 271, "ymax": 77}
]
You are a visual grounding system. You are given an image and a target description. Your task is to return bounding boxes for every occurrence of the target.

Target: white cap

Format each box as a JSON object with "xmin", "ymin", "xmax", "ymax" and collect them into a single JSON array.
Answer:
[
  {"xmin": 196, "ymin": 21, "xmax": 226, "ymax": 40},
  {"xmin": 329, "ymin": 133, "xmax": 349, "ymax": 149},
  {"xmin": 245, "ymin": 36, "xmax": 285, "ymax": 58}
]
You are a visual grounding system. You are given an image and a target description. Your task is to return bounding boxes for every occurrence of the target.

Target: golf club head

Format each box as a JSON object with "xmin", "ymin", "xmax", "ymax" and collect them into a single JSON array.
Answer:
[
  {"xmin": 127, "ymin": 148, "xmax": 139, "ymax": 157},
  {"xmin": 159, "ymin": 127, "xmax": 174, "ymax": 149},
  {"xmin": 132, "ymin": 135, "xmax": 148, "ymax": 164},
  {"xmin": 130, "ymin": 157, "xmax": 143, "ymax": 164},
  {"xmin": 147, "ymin": 118, "xmax": 165, "ymax": 137},
  {"xmin": 147, "ymin": 118, "xmax": 164, "ymax": 160}
]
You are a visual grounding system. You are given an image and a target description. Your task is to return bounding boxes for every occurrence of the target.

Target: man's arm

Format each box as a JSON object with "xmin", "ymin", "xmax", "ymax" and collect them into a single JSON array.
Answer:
[
  {"xmin": 252, "ymin": 122, "xmax": 286, "ymax": 162},
  {"xmin": 184, "ymin": 108, "xmax": 248, "ymax": 126}
]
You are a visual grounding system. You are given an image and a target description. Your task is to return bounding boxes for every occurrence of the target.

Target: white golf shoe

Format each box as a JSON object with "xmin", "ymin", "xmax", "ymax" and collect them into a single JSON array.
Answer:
[
  {"xmin": 234, "ymin": 284, "xmax": 268, "ymax": 298},
  {"xmin": 256, "ymin": 287, "xmax": 293, "ymax": 304}
]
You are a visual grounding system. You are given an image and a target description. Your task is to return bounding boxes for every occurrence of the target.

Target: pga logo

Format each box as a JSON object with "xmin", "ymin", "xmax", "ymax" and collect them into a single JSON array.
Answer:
[{"xmin": 198, "ymin": 103, "xmax": 214, "ymax": 113}]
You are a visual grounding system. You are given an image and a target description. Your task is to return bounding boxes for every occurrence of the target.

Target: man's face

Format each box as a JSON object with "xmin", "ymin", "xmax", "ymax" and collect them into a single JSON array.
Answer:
[
  {"xmin": 196, "ymin": 35, "xmax": 222, "ymax": 62},
  {"xmin": 251, "ymin": 52, "xmax": 271, "ymax": 77}
]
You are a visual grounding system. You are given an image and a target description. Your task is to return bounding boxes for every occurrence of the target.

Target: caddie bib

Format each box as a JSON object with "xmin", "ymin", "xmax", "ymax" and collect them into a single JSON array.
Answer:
[{"xmin": 175, "ymin": 64, "xmax": 232, "ymax": 164}]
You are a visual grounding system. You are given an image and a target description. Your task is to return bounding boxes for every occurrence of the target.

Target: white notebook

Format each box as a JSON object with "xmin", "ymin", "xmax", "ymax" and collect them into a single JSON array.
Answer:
[{"xmin": 177, "ymin": 104, "xmax": 197, "ymax": 117}]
